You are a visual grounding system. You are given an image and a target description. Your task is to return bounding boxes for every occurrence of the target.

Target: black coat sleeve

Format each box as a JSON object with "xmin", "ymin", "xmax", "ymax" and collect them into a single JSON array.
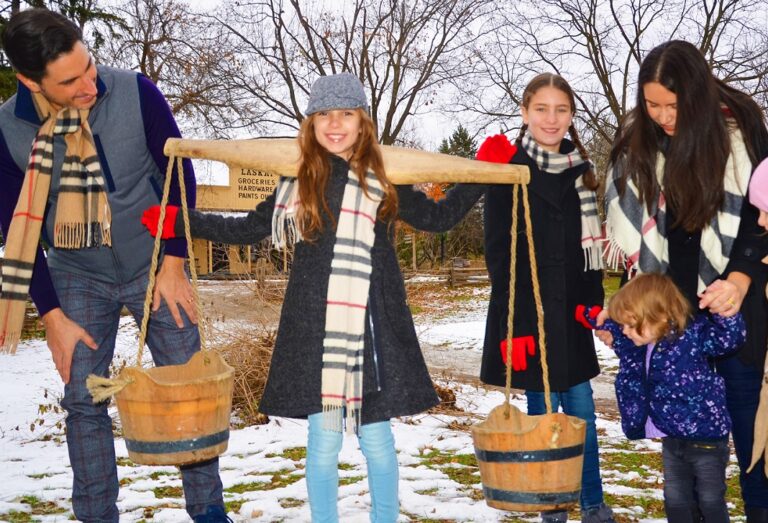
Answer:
[
  {"xmin": 176, "ymin": 188, "xmax": 276, "ymax": 245},
  {"xmin": 396, "ymin": 184, "xmax": 485, "ymax": 233}
]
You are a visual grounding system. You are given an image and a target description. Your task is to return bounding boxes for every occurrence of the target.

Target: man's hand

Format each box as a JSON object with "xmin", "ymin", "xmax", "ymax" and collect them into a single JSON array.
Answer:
[
  {"xmin": 153, "ymin": 255, "xmax": 197, "ymax": 328},
  {"xmin": 42, "ymin": 308, "xmax": 98, "ymax": 384}
]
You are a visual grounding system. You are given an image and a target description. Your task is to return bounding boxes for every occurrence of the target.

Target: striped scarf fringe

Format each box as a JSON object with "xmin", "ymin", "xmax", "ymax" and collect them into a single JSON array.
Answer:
[
  {"xmin": 604, "ymin": 127, "xmax": 751, "ymax": 291},
  {"xmin": 271, "ymin": 171, "xmax": 383, "ymax": 434},
  {"xmin": 0, "ymin": 94, "xmax": 110, "ymax": 353},
  {"xmin": 520, "ymin": 133, "xmax": 604, "ymax": 270}
]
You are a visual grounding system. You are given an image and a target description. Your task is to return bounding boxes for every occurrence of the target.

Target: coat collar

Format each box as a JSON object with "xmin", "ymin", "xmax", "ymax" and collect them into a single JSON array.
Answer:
[{"xmin": 13, "ymin": 71, "xmax": 108, "ymax": 126}]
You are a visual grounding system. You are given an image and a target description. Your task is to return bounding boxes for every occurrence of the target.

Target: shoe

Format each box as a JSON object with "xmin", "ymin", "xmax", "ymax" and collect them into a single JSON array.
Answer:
[
  {"xmin": 192, "ymin": 505, "xmax": 234, "ymax": 523},
  {"xmin": 541, "ymin": 510, "xmax": 568, "ymax": 523},
  {"xmin": 582, "ymin": 503, "xmax": 616, "ymax": 523}
]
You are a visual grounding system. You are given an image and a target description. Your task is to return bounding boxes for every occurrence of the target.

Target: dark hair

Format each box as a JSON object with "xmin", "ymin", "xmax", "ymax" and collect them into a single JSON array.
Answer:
[
  {"xmin": 609, "ymin": 40, "xmax": 767, "ymax": 232},
  {"xmin": 608, "ymin": 272, "xmax": 691, "ymax": 342},
  {"xmin": 1, "ymin": 8, "xmax": 82, "ymax": 83},
  {"xmin": 514, "ymin": 72, "xmax": 598, "ymax": 190}
]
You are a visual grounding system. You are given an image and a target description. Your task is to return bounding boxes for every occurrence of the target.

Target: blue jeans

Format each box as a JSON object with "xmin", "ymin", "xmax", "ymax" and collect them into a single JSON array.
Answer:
[
  {"xmin": 52, "ymin": 269, "xmax": 223, "ymax": 522},
  {"xmin": 661, "ymin": 437, "xmax": 729, "ymax": 523},
  {"xmin": 306, "ymin": 413, "xmax": 399, "ymax": 522},
  {"xmin": 526, "ymin": 380, "xmax": 604, "ymax": 510},
  {"xmin": 715, "ymin": 354, "xmax": 768, "ymax": 510}
]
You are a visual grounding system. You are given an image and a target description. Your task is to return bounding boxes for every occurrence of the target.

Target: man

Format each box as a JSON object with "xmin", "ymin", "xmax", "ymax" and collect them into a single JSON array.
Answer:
[{"xmin": 0, "ymin": 9, "xmax": 229, "ymax": 522}]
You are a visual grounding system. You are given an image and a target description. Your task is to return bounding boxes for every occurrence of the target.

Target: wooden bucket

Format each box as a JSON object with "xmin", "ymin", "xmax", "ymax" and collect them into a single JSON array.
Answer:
[
  {"xmin": 471, "ymin": 403, "xmax": 586, "ymax": 512},
  {"xmin": 114, "ymin": 350, "xmax": 234, "ymax": 466}
]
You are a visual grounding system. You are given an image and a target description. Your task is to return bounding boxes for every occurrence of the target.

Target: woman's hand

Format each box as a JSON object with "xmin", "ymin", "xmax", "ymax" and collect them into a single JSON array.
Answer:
[
  {"xmin": 593, "ymin": 308, "xmax": 614, "ymax": 347},
  {"xmin": 698, "ymin": 272, "xmax": 750, "ymax": 317}
]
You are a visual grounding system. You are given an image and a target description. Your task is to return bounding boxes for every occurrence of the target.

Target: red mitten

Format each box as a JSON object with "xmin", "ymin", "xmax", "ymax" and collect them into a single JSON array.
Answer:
[
  {"xmin": 141, "ymin": 205, "xmax": 179, "ymax": 239},
  {"xmin": 575, "ymin": 304, "xmax": 603, "ymax": 329},
  {"xmin": 500, "ymin": 335, "xmax": 536, "ymax": 371},
  {"xmin": 476, "ymin": 134, "xmax": 517, "ymax": 164}
]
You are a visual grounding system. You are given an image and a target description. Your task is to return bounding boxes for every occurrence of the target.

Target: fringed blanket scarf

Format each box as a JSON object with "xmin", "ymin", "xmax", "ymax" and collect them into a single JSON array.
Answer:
[
  {"xmin": 272, "ymin": 170, "xmax": 383, "ymax": 433},
  {"xmin": 604, "ymin": 128, "xmax": 752, "ymax": 292},
  {"xmin": 520, "ymin": 132, "xmax": 604, "ymax": 270},
  {"xmin": 0, "ymin": 93, "xmax": 111, "ymax": 353}
]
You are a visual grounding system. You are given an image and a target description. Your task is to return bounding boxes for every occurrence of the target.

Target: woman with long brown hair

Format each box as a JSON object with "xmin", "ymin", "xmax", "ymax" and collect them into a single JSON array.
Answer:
[
  {"xmin": 144, "ymin": 72, "xmax": 484, "ymax": 521},
  {"xmin": 603, "ymin": 40, "xmax": 768, "ymax": 521}
]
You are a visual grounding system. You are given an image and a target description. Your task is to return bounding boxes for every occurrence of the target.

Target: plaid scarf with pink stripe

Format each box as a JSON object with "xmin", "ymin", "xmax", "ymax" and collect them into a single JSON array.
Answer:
[{"xmin": 271, "ymin": 170, "xmax": 383, "ymax": 433}]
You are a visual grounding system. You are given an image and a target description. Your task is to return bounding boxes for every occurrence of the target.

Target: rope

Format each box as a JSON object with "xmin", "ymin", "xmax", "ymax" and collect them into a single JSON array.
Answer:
[
  {"xmin": 522, "ymin": 184, "xmax": 552, "ymax": 413},
  {"xmin": 503, "ymin": 183, "xmax": 552, "ymax": 416},
  {"xmin": 503, "ymin": 184, "xmax": 520, "ymax": 417},
  {"xmin": 85, "ymin": 374, "xmax": 134, "ymax": 404}
]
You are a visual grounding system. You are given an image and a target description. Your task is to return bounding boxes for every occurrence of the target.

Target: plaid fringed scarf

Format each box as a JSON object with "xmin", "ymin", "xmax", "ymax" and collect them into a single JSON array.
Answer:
[
  {"xmin": 0, "ymin": 93, "xmax": 111, "ymax": 353},
  {"xmin": 520, "ymin": 132, "xmax": 604, "ymax": 270},
  {"xmin": 604, "ymin": 128, "xmax": 751, "ymax": 292},
  {"xmin": 271, "ymin": 170, "xmax": 383, "ymax": 433}
]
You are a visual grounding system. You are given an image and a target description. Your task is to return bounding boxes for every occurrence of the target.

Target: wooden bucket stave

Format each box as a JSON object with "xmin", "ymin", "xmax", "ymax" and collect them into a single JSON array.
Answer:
[
  {"xmin": 471, "ymin": 404, "xmax": 586, "ymax": 512},
  {"xmin": 115, "ymin": 351, "xmax": 234, "ymax": 466}
]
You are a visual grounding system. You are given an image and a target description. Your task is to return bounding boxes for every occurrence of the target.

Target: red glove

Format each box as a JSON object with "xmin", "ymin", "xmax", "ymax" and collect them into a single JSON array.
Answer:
[
  {"xmin": 141, "ymin": 205, "xmax": 179, "ymax": 239},
  {"xmin": 575, "ymin": 304, "xmax": 603, "ymax": 330},
  {"xmin": 500, "ymin": 335, "xmax": 536, "ymax": 371},
  {"xmin": 476, "ymin": 134, "xmax": 517, "ymax": 163}
]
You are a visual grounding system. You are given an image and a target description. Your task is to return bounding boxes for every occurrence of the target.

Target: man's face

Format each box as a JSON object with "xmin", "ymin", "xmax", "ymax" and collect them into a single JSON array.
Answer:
[{"xmin": 17, "ymin": 41, "xmax": 98, "ymax": 111}]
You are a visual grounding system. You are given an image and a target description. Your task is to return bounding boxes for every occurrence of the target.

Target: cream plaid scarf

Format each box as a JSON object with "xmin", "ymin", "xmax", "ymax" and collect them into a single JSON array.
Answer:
[
  {"xmin": 0, "ymin": 92, "xmax": 111, "ymax": 353},
  {"xmin": 604, "ymin": 127, "xmax": 751, "ymax": 292},
  {"xmin": 272, "ymin": 170, "xmax": 383, "ymax": 433},
  {"xmin": 520, "ymin": 132, "xmax": 604, "ymax": 270}
]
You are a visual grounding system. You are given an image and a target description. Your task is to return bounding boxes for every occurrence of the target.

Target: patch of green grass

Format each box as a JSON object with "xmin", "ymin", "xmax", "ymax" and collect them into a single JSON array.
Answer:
[
  {"xmin": 726, "ymin": 470, "xmax": 744, "ymax": 515},
  {"xmin": 224, "ymin": 499, "xmax": 243, "ymax": 513},
  {"xmin": 17, "ymin": 495, "xmax": 67, "ymax": 515},
  {"xmin": 149, "ymin": 471, "xmax": 175, "ymax": 480},
  {"xmin": 153, "ymin": 485, "xmax": 183, "ymax": 498},
  {"xmin": 26, "ymin": 473, "xmax": 53, "ymax": 479},
  {"xmin": 339, "ymin": 475, "xmax": 365, "ymax": 486},
  {"xmin": 601, "ymin": 449, "xmax": 663, "ymax": 476},
  {"xmin": 225, "ymin": 470, "xmax": 303, "ymax": 493},
  {"xmin": 337, "ymin": 462, "xmax": 356, "ymax": 471},
  {"xmin": 115, "ymin": 457, "xmax": 136, "ymax": 467},
  {"xmin": 0, "ymin": 511, "xmax": 34, "ymax": 523},
  {"xmin": 417, "ymin": 449, "xmax": 480, "ymax": 486},
  {"xmin": 409, "ymin": 304, "xmax": 424, "ymax": 315},
  {"xmin": 603, "ymin": 274, "xmax": 622, "ymax": 301},
  {"xmin": 279, "ymin": 497, "xmax": 304, "ymax": 508},
  {"xmin": 265, "ymin": 447, "xmax": 306, "ymax": 461},
  {"xmin": 604, "ymin": 492, "xmax": 665, "ymax": 519},
  {"xmin": 415, "ymin": 487, "xmax": 439, "ymax": 495}
]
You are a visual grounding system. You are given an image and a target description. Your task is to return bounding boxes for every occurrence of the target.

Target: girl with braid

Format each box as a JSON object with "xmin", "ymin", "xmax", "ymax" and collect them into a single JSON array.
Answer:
[{"xmin": 475, "ymin": 73, "xmax": 614, "ymax": 523}]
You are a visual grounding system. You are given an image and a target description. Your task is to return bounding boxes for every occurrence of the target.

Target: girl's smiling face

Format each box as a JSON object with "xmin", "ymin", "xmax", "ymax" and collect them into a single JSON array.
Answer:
[
  {"xmin": 521, "ymin": 85, "xmax": 573, "ymax": 152},
  {"xmin": 313, "ymin": 109, "xmax": 362, "ymax": 161}
]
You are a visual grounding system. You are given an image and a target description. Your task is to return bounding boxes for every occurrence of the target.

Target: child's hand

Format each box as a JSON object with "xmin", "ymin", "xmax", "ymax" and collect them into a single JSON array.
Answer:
[
  {"xmin": 476, "ymin": 135, "xmax": 517, "ymax": 164},
  {"xmin": 141, "ymin": 205, "xmax": 180, "ymax": 239},
  {"xmin": 500, "ymin": 335, "xmax": 535, "ymax": 371},
  {"xmin": 593, "ymin": 309, "xmax": 614, "ymax": 348}
]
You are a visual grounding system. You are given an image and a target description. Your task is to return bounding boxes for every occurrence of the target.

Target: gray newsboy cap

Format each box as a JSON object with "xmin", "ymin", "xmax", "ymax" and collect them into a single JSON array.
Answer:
[{"xmin": 305, "ymin": 73, "xmax": 369, "ymax": 115}]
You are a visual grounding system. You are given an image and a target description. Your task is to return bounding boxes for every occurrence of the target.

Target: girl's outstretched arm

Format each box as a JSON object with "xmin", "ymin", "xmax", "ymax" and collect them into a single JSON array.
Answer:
[{"xmin": 396, "ymin": 184, "xmax": 485, "ymax": 233}]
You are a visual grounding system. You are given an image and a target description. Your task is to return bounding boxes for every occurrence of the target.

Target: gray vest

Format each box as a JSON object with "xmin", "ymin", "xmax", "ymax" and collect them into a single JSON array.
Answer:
[{"xmin": 0, "ymin": 66, "xmax": 164, "ymax": 284}]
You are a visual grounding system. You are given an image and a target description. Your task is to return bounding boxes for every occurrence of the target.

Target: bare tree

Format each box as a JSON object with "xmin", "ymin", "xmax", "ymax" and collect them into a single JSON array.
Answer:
[
  {"xmin": 464, "ymin": 0, "xmax": 768, "ymax": 159},
  {"xmin": 212, "ymin": 0, "xmax": 495, "ymax": 144},
  {"xmin": 95, "ymin": 0, "xmax": 255, "ymax": 137}
]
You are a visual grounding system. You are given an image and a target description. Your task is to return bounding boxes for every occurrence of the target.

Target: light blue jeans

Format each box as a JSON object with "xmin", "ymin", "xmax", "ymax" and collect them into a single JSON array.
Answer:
[
  {"xmin": 306, "ymin": 413, "xmax": 399, "ymax": 522},
  {"xmin": 526, "ymin": 380, "xmax": 604, "ymax": 511}
]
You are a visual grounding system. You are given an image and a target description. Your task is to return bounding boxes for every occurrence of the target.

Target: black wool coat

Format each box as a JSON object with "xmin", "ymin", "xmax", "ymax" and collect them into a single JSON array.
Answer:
[
  {"xmin": 186, "ymin": 154, "xmax": 485, "ymax": 424},
  {"xmin": 481, "ymin": 143, "xmax": 604, "ymax": 391}
]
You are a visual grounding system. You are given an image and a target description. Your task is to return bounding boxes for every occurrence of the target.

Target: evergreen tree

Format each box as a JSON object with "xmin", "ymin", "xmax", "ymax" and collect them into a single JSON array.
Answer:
[{"xmin": 438, "ymin": 125, "xmax": 477, "ymax": 159}]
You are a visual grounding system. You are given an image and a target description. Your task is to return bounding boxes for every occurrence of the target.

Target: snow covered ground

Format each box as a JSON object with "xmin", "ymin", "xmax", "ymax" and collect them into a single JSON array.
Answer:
[{"xmin": 0, "ymin": 281, "xmax": 742, "ymax": 522}]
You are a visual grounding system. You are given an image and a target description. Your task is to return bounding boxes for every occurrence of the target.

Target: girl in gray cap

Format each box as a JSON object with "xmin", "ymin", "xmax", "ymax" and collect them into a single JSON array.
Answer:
[{"xmin": 144, "ymin": 72, "xmax": 484, "ymax": 521}]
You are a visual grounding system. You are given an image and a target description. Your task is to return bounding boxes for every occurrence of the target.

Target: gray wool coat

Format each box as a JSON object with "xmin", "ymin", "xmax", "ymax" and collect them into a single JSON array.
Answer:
[{"xmin": 184, "ymin": 154, "xmax": 485, "ymax": 424}]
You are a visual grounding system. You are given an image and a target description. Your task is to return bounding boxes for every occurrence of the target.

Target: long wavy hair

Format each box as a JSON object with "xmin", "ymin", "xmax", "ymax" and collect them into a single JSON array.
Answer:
[
  {"xmin": 609, "ymin": 40, "xmax": 767, "ymax": 232},
  {"xmin": 608, "ymin": 272, "xmax": 691, "ymax": 342},
  {"xmin": 296, "ymin": 109, "xmax": 398, "ymax": 240},
  {"xmin": 514, "ymin": 73, "xmax": 598, "ymax": 190}
]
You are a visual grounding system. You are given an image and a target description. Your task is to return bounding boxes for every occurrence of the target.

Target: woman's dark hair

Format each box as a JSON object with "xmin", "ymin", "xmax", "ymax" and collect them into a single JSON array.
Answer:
[
  {"xmin": 514, "ymin": 72, "xmax": 598, "ymax": 190},
  {"xmin": 1, "ymin": 8, "xmax": 82, "ymax": 83},
  {"xmin": 609, "ymin": 40, "xmax": 767, "ymax": 232}
]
